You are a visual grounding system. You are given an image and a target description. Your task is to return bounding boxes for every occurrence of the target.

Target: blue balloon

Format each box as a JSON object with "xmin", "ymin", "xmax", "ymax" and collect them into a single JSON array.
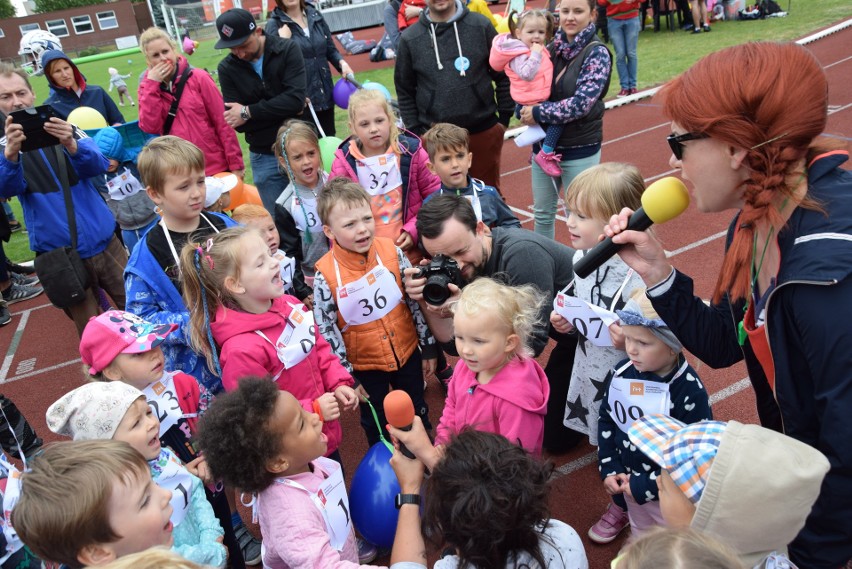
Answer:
[
  {"xmin": 362, "ymin": 80, "xmax": 393, "ymax": 102},
  {"xmin": 349, "ymin": 442, "xmax": 400, "ymax": 548}
]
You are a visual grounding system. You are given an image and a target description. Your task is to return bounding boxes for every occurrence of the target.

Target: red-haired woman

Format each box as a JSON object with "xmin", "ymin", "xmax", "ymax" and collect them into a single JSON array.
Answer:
[{"xmin": 603, "ymin": 42, "xmax": 851, "ymax": 569}]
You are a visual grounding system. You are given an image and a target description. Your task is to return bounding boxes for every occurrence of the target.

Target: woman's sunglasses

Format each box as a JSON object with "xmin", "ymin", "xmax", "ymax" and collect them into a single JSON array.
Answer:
[{"xmin": 667, "ymin": 132, "xmax": 709, "ymax": 161}]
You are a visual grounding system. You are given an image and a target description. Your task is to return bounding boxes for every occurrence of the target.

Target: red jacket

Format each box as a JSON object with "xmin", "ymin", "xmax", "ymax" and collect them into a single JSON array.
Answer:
[
  {"xmin": 598, "ymin": 0, "xmax": 641, "ymax": 19},
  {"xmin": 211, "ymin": 296, "xmax": 354, "ymax": 454},
  {"xmin": 398, "ymin": 0, "xmax": 426, "ymax": 30},
  {"xmin": 138, "ymin": 56, "xmax": 244, "ymax": 175}
]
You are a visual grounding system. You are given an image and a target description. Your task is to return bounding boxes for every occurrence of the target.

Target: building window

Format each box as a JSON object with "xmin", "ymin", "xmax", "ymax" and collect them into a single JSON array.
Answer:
[
  {"xmin": 71, "ymin": 15, "xmax": 94, "ymax": 34},
  {"xmin": 96, "ymin": 11, "xmax": 118, "ymax": 30},
  {"xmin": 19, "ymin": 23, "xmax": 40, "ymax": 35},
  {"xmin": 46, "ymin": 19, "xmax": 69, "ymax": 37},
  {"xmin": 0, "ymin": 29, "xmax": 5, "ymax": 39}
]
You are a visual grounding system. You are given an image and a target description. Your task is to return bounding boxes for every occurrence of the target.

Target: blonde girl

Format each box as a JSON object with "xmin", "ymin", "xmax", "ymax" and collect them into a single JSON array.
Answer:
[
  {"xmin": 330, "ymin": 88, "xmax": 440, "ymax": 259},
  {"xmin": 550, "ymin": 162, "xmax": 645, "ymax": 544},
  {"xmin": 272, "ymin": 119, "xmax": 330, "ymax": 309},
  {"xmin": 613, "ymin": 527, "xmax": 745, "ymax": 569},
  {"xmin": 179, "ymin": 226, "xmax": 358, "ymax": 462},
  {"xmin": 489, "ymin": 10, "xmax": 563, "ymax": 177},
  {"xmin": 434, "ymin": 277, "xmax": 550, "ymax": 456},
  {"xmin": 137, "ymin": 27, "xmax": 244, "ymax": 177}
]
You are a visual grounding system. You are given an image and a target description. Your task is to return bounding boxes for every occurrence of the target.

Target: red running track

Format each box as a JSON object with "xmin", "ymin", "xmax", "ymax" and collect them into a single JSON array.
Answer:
[{"xmin": 0, "ymin": 20, "xmax": 849, "ymax": 569}]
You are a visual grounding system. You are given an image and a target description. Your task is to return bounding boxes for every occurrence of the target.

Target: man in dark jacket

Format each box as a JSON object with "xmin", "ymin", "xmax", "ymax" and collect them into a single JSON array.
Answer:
[
  {"xmin": 217, "ymin": 8, "xmax": 307, "ymax": 215},
  {"xmin": 394, "ymin": 0, "xmax": 513, "ymax": 193}
]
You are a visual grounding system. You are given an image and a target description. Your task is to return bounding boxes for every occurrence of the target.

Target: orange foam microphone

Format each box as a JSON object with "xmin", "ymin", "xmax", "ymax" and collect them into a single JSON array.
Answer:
[
  {"xmin": 384, "ymin": 390, "xmax": 416, "ymax": 459},
  {"xmin": 573, "ymin": 176, "xmax": 689, "ymax": 279}
]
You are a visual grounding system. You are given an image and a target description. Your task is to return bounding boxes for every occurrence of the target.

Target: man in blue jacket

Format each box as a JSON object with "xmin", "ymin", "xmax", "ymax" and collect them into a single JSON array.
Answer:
[{"xmin": 0, "ymin": 63, "xmax": 126, "ymax": 336}]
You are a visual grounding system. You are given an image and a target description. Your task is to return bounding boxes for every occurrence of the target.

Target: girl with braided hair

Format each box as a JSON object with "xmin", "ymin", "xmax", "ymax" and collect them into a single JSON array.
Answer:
[
  {"xmin": 602, "ymin": 42, "xmax": 852, "ymax": 569},
  {"xmin": 179, "ymin": 226, "xmax": 358, "ymax": 464}
]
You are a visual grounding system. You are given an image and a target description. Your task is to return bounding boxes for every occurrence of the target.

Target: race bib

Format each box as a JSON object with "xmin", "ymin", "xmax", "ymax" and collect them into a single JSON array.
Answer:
[
  {"xmin": 273, "ymin": 250, "xmax": 296, "ymax": 291},
  {"xmin": 553, "ymin": 292, "xmax": 619, "ymax": 347},
  {"xmin": 143, "ymin": 372, "xmax": 183, "ymax": 435},
  {"xmin": 106, "ymin": 168, "xmax": 144, "ymax": 201},
  {"xmin": 292, "ymin": 194, "xmax": 321, "ymax": 233},
  {"xmin": 273, "ymin": 303, "xmax": 316, "ymax": 369},
  {"xmin": 607, "ymin": 377, "xmax": 670, "ymax": 434},
  {"xmin": 355, "ymin": 153, "xmax": 402, "ymax": 196},
  {"xmin": 337, "ymin": 264, "xmax": 402, "ymax": 327},
  {"xmin": 152, "ymin": 449, "xmax": 194, "ymax": 526},
  {"xmin": 278, "ymin": 458, "xmax": 351, "ymax": 551},
  {"xmin": 0, "ymin": 455, "xmax": 23, "ymax": 561}
]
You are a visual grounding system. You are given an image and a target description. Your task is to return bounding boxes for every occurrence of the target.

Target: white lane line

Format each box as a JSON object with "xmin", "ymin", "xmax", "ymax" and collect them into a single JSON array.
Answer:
[
  {"xmin": 0, "ymin": 311, "xmax": 30, "ymax": 383},
  {"xmin": 666, "ymin": 231, "xmax": 728, "ymax": 257},
  {"xmin": 552, "ymin": 377, "xmax": 751, "ymax": 480},
  {"xmin": 0, "ymin": 358, "xmax": 82, "ymax": 384}
]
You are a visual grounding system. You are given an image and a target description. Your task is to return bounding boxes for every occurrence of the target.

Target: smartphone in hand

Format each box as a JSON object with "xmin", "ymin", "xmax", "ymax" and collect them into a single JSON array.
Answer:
[{"xmin": 9, "ymin": 105, "xmax": 59, "ymax": 152}]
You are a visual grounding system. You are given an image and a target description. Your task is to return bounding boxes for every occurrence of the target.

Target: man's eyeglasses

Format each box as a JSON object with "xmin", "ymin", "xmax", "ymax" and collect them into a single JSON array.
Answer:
[{"xmin": 667, "ymin": 132, "xmax": 709, "ymax": 161}]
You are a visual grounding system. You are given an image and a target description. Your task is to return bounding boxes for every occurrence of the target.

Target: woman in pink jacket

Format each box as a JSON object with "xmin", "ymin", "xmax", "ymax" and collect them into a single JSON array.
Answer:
[
  {"xmin": 138, "ymin": 27, "xmax": 245, "ymax": 177},
  {"xmin": 489, "ymin": 10, "xmax": 564, "ymax": 177}
]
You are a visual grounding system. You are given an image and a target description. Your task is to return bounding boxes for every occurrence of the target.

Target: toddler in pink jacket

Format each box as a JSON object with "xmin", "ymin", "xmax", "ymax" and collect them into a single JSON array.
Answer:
[
  {"xmin": 489, "ymin": 10, "xmax": 565, "ymax": 177},
  {"xmin": 436, "ymin": 278, "xmax": 550, "ymax": 456}
]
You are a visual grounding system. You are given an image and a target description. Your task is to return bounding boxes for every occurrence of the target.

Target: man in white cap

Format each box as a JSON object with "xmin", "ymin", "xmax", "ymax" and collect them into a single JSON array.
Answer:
[{"xmin": 215, "ymin": 8, "xmax": 307, "ymax": 216}]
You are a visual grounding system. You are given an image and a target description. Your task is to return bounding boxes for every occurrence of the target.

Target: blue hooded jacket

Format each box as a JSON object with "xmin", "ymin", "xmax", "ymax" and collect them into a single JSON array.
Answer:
[{"xmin": 40, "ymin": 50, "xmax": 125, "ymax": 126}]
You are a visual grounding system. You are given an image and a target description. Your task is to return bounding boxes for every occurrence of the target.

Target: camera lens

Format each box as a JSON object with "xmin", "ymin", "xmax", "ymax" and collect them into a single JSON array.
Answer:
[{"xmin": 423, "ymin": 275, "xmax": 450, "ymax": 305}]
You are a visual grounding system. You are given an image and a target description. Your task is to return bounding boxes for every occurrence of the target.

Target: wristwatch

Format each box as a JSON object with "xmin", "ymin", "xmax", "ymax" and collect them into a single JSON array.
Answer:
[
  {"xmin": 395, "ymin": 493, "xmax": 420, "ymax": 509},
  {"xmin": 240, "ymin": 105, "xmax": 251, "ymax": 121}
]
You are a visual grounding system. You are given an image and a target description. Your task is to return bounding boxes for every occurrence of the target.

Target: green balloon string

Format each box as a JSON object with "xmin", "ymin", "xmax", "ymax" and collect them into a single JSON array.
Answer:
[{"xmin": 362, "ymin": 397, "xmax": 394, "ymax": 454}]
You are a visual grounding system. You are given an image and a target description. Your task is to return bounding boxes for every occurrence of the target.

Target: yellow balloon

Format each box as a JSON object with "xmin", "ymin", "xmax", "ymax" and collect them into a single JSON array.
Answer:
[
  {"xmin": 495, "ymin": 14, "xmax": 510, "ymax": 34},
  {"xmin": 67, "ymin": 106, "xmax": 107, "ymax": 130}
]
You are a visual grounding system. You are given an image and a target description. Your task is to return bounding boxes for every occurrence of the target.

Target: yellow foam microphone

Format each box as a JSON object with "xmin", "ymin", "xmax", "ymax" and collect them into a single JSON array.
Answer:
[{"xmin": 573, "ymin": 177, "xmax": 689, "ymax": 279}]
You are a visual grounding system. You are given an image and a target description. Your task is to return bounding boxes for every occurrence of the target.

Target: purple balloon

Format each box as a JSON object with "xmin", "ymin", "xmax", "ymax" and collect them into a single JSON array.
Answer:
[
  {"xmin": 349, "ymin": 442, "xmax": 400, "ymax": 548},
  {"xmin": 333, "ymin": 78, "xmax": 358, "ymax": 110}
]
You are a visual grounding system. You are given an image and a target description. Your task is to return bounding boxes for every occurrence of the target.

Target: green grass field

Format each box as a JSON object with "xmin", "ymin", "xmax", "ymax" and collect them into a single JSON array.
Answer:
[{"xmin": 4, "ymin": 0, "xmax": 850, "ymax": 262}]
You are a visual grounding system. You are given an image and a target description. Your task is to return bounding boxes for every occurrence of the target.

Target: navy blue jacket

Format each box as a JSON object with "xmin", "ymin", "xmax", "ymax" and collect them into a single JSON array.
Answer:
[
  {"xmin": 425, "ymin": 176, "xmax": 520, "ymax": 229},
  {"xmin": 650, "ymin": 151, "xmax": 852, "ymax": 569},
  {"xmin": 265, "ymin": 5, "xmax": 343, "ymax": 111},
  {"xmin": 41, "ymin": 50, "xmax": 124, "ymax": 125}
]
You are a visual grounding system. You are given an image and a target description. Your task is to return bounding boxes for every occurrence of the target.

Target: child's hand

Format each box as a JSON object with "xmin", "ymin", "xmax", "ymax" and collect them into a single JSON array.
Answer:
[
  {"xmin": 396, "ymin": 231, "xmax": 414, "ymax": 251},
  {"xmin": 608, "ymin": 322, "xmax": 625, "ymax": 350},
  {"xmin": 355, "ymin": 384, "xmax": 370, "ymax": 402},
  {"xmin": 185, "ymin": 456, "xmax": 213, "ymax": 484},
  {"xmin": 550, "ymin": 310, "xmax": 574, "ymax": 334},
  {"xmin": 302, "ymin": 294, "xmax": 314, "ymax": 311},
  {"xmin": 618, "ymin": 473, "xmax": 632, "ymax": 498},
  {"xmin": 422, "ymin": 357, "xmax": 437, "ymax": 379},
  {"xmin": 278, "ymin": 25, "xmax": 292, "ymax": 39},
  {"xmin": 530, "ymin": 43, "xmax": 544, "ymax": 53},
  {"xmin": 603, "ymin": 475, "xmax": 623, "ymax": 495},
  {"xmin": 317, "ymin": 392, "xmax": 341, "ymax": 421},
  {"xmin": 334, "ymin": 385, "xmax": 359, "ymax": 411}
]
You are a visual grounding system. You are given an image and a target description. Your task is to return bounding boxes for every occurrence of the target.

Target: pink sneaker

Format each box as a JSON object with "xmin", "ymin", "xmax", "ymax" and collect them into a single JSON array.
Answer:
[
  {"xmin": 533, "ymin": 149, "xmax": 563, "ymax": 177},
  {"xmin": 588, "ymin": 502, "xmax": 629, "ymax": 544}
]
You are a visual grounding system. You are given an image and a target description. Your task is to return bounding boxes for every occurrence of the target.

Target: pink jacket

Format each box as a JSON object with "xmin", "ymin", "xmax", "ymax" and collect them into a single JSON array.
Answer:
[
  {"xmin": 257, "ymin": 460, "xmax": 385, "ymax": 569},
  {"xmin": 329, "ymin": 132, "xmax": 440, "ymax": 243},
  {"xmin": 210, "ymin": 296, "xmax": 354, "ymax": 454},
  {"xmin": 138, "ymin": 56, "xmax": 244, "ymax": 176},
  {"xmin": 489, "ymin": 33, "xmax": 553, "ymax": 106},
  {"xmin": 435, "ymin": 356, "xmax": 550, "ymax": 456}
]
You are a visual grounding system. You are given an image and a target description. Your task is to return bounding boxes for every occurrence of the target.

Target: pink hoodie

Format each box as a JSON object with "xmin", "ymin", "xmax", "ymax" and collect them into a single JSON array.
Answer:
[
  {"xmin": 489, "ymin": 33, "xmax": 553, "ymax": 106},
  {"xmin": 436, "ymin": 356, "xmax": 550, "ymax": 456},
  {"xmin": 211, "ymin": 296, "xmax": 354, "ymax": 454}
]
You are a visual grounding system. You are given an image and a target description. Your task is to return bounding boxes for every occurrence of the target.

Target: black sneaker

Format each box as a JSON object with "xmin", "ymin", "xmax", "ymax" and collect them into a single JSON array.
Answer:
[
  {"xmin": 0, "ymin": 303, "xmax": 10, "ymax": 327},
  {"xmin": 692, "ymin": 26, "xmax": 702, "ymax": 33},
  {"xmin": 1, "ymin": 283, "xmax": 43, "ymax": 305},
  {"xmin": 702, "ymin": 24, "xmax": 712, "ymax": 31},
  {"xmin": 233, "ymin": 520, "xmax": 262, "ymax": 565},
  {"xmin": 10, "ymin": 272, "xmax": 39, "ymax": 287},
  {"xmin": 8, "ymin": 221, "xmax": 22, "ymax": 233},
  {"xmin": 5, "ymin": 261, "xmax": 35, "ymax": 275}
]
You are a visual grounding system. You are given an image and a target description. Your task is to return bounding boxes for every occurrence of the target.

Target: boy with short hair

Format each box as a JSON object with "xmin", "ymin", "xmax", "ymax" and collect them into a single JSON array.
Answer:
[
  {"xmin": 231, "ymin": 204, "xmax": 296, "ymax": 298},
  {"xmin": 125, "ymin": 136, "xmax": 238, "ymax": 394},
  {"xmin": 313, "ymin": 177, "xmax": 436, "ymax": 446},
  {"xmin": 421, "ymin": 123, "xmax": 520, "ymax": 229},
  {"xmin": 13, "ymin": 439, "xmax": 174, "ymax": 569}
]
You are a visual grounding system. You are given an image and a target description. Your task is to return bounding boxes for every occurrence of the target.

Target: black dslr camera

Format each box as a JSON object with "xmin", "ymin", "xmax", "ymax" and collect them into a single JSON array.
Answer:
[{"xmin": 415, "ymin": 255, "xmax": 464, "ymax": 306}]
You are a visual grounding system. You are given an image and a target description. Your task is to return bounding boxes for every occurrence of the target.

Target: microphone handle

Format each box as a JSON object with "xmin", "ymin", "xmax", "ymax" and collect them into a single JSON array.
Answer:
[
  {"xmin": 572, "ymin": 209, "xmax": 653, "ymax": 279},
  {"xmin": 396, "ymin": 425, "xmax": 416, "ymax": 459}
]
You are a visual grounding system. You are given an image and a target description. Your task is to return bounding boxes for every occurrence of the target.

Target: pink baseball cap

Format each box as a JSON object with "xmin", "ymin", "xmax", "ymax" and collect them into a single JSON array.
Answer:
[{"xmin": 80, "ymin": 310, "xmax": 177, "ymax": 374}]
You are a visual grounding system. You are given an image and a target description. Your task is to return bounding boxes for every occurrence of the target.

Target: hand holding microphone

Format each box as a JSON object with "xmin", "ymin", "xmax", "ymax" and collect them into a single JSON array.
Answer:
[
  {"xmin": 384, "ymin": 390, "xmax": 416, "ymax": 459},
  {"xmin": 573, "ymin": 177, "xmax": 690, "ymax": 279}
]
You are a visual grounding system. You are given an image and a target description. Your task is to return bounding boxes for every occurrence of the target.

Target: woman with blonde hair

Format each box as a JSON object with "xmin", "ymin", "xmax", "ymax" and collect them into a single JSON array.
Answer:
[{"xmin": 604, "ymin": 41, "xmax": 852, "ymax": 568}]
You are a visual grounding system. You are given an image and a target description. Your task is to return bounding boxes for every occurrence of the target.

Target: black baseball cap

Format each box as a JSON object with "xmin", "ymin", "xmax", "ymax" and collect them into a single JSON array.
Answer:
[{"xmin": 215, "ymin": 8, "xmax": 257, "ymax": 49}]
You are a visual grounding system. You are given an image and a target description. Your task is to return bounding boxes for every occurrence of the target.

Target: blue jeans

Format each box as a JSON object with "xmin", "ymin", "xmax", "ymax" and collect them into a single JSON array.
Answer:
[
  {"xmin": 530, "ymin": 150, "xmax": 601, "ymax": 239},
  {"xmin": 250, "ymin": 151, "xmax": 290, "ymax": 216},
  {"xmin": 609, "ymin": 16, "xmax": 640, "ymax": 90}
]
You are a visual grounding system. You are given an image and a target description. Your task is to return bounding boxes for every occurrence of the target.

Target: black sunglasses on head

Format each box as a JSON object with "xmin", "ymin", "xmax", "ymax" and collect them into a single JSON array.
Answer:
[{"xmin": 667, "ymin": 132, "xmax": 709, "ymax": 161}]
